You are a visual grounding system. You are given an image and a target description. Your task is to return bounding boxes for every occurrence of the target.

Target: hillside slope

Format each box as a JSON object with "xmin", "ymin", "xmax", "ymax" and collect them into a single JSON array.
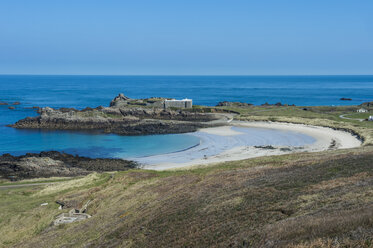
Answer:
[{"xmin": 1, "ymin": 147, "xmax": 372, "ymax": 247}]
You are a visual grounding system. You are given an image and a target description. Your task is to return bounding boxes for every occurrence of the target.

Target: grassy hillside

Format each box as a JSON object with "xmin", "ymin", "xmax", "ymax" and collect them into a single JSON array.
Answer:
[
  {"xmin": 1, "ymin": 105, "xmax": 373, "ymax": 247},
  {"xmin": 0, "ymin": 147, "xmax": 372, "ymax": 247}
]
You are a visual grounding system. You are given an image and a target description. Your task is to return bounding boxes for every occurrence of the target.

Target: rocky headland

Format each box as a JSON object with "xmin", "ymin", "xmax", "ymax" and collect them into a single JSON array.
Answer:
[
  {"xmin": 9, "ymin": 94, "xmax": 221, "ymax": 135},
  {"xmin": 0, "ymin": 151, "xmax": 137, "ymax": 180}
]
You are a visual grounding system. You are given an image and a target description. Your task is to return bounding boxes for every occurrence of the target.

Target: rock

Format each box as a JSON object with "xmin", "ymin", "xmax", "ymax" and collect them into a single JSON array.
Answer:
[
  {"xmin": 9, "ymin": 103, "xmax": 218, "ymax": 135},
  {"xmin": 216, "ymin": 101, "xmax": 253, "ymax": 107},
  {"xmin": 254, "ymin": 145, "xmax": 276, "ymax": 149},
  {"xmin": 0, "ymin": 102, "xmax": 8, "ymax": 105},
  {"xmin": 360, "ymin": 101, "xmax": 373, "ymax": 107},
  {"xmin": 8, "ymin": 106, "xmax": 15, "ymax": 110},
  {"xmin": 110, "ymin": 93, "xmax": 130, "ymax": 107},
  {"xmin": 260, "ymin": 102, "xmax": 295, "ymax": 107},
  {"xmin": 0, "ymin": 151, "xmax": 137, "ymax": 180},
  {"xmin": 340, "ymin": 98, "xmax": 352, "ymax": 101},
  {"xmin": 12, "ymin": 101, "xmax": 21, "ymax": 105}
]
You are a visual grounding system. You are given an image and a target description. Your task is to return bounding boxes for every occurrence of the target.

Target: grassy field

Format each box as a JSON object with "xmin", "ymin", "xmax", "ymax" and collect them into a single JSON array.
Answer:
[{"xmin": 1, "ymin": 105, "xmax": 373, "ymax": 247}]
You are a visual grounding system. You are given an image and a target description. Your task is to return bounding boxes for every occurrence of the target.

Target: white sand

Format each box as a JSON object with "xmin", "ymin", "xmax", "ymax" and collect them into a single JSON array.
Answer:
[{"xmin": 139, "ymin": 121, "xmax": 362, "ymax": 170}]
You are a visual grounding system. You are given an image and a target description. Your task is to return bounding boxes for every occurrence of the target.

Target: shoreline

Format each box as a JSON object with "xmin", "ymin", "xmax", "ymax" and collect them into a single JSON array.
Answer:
[{"xmin": 138, "ymin": 121, "xmax": 362, "ymax": 170}]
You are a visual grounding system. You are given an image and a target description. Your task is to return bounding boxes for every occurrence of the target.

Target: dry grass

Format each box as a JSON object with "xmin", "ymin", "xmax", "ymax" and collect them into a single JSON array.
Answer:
[{"xmin": 0, "ymin": 146, "xmax": 371, "ymax": 248}]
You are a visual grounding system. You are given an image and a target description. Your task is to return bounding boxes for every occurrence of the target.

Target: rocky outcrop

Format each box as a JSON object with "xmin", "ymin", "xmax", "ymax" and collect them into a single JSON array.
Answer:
[
  {"xmin": 9, "ymin": 95, "xmax": 219, "ymax": 135},
  {"xmin": 261, "ymin": 102, "xmax": 296, "ymax": 107},
  {"xmin": 0, "ymin": 151, "xmax": 137, "ymax": 180},
  {"xmin": 110, "ymin": 93, "xmax": 130, "ymax": 107},
  {"xmin": 360, "ymin": 101, "xmax": 373, "ymax": 107},
  {"xmin": 216, "ymin": 101, "xmax": 253, "ymax": 107},
  {"xmin": 340, "ymin": 98, "xmax": 352, "ymax": 101}
]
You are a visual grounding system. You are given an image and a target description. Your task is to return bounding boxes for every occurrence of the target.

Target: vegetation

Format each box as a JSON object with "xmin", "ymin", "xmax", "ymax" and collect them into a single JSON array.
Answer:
[{"xmin": 1, "ymin": 148, "xmax": 372, "ymax": 247}]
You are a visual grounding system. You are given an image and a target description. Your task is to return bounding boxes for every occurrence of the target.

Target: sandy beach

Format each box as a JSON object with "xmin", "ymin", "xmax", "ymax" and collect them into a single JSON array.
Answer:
[{"xmin": 138, "ymin": 121, "xmax": 362, "ymax": 170}]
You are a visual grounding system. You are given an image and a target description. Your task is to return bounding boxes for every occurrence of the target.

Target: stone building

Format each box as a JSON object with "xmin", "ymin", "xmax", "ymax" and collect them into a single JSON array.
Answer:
[{"xmin": 164, "ymin": 99, "xmax": 193, "ymax": 109}]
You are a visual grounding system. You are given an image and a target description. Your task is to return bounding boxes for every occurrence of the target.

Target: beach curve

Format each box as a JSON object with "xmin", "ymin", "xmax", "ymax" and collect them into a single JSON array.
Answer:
[{"xmin": 135, "ymin": 121, "xmax": 362, "ymax": 170}]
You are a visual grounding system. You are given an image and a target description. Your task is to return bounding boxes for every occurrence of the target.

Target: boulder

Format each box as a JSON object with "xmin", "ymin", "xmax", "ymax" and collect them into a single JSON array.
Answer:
[{"xmin": 110, "ymin": 93, "xmax": 130, "ymax": 107}]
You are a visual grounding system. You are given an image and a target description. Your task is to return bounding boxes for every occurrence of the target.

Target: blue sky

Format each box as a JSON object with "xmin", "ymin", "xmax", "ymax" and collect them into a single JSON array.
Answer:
[{"xmin": 0, "ymin": 0, "xmax": 372, "ymax": 75}]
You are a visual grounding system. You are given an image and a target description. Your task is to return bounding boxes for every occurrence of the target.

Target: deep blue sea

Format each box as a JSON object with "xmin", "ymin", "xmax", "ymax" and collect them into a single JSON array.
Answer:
[{"xmin": 0, "ymin": 75, "xmax": 372, "ymax": 158}]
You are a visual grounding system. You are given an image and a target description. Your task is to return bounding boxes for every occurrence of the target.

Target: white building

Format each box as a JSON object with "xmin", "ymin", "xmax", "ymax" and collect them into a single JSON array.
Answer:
[
  {"xmin": 164, "ymin": 99, "xmax": 193, "ymax": 109},
  {"xmin": 357, "ymin": 108, "xmax": 368, "ymax": 113}
]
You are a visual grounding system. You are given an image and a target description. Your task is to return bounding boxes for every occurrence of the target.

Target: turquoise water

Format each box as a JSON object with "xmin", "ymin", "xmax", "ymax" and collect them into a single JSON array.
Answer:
[
  {"xmin": 0, "ymin": 128, "xmax": 200, "ymax": 158},
  {"xmin": 0, "ymin": 75, "xmax": 372, "ymax": 158}
]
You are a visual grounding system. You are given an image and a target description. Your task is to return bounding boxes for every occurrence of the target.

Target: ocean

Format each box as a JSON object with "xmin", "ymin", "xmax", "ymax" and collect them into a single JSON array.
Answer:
[{"xmin": 0, "ymin": 75, "xmax": 372, "ymax": 158}]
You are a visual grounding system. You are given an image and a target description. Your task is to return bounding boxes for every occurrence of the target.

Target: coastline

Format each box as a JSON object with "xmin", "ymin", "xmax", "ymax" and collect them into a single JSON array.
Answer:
[{"xmin": 138, "ymin": 121, "xmax": 362, "ymax": 170}]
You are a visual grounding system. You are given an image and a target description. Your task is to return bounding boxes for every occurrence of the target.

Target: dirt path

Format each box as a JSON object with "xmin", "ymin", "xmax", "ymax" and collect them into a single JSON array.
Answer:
[
  {"xmin": 0, "ymin": 182, "xmax": 54, "ymax": 190},
  {"xmin": 339, "ymin": 114, "xmax": 364, "ymax": 122}
]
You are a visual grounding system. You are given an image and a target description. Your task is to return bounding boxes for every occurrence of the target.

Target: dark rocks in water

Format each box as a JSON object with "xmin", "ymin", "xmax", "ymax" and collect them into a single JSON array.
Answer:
[
  {"xmin": 8, "ymin": 106, "xmax": 15, "ymax": 110},
  {"xmin": 24, "ymin": 106, "xmax": 41, "ymax": 111},
  {"xmin": 0, "ymin": 151, "xmax": 138, "ymax": 181},
  {"xmin": 12, "ymin": 101, "xmax": 21, "ymax": 105},
  {"xmin": 0, "ymin": 102, "xmax": 8, "ymax": 105},
  {"xmin": 216, "ymin": 101, "xmax": 253, "ymax": 107},
  {"xmin": 340, "ymin": 98, "xmax": 352, "ymax": 101}
]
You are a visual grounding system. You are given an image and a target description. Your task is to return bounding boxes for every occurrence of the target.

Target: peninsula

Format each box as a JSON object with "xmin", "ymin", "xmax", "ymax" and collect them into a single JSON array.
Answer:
[{"xmin": 9, "ymin": 94, "xmax": 225, "ymax": 135}]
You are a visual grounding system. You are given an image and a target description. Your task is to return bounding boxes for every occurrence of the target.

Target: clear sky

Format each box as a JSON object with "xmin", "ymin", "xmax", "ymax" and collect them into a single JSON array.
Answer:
[{"xmin": 0, "ymin": 0, "xmax": 372, "ymax": 75}]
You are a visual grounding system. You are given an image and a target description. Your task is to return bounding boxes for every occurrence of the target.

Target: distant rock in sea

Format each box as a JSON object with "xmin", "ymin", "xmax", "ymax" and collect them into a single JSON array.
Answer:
[
  {"xmin": 0, "ymin": 102, "xmax": 8, "ymax": 105},
  {"xmin": 340, "ymin": 98, "xmax": 352, "ymax": 101},
  {"xmin": 12, "ymin": 101, "xmax": 21, "ymax": 105},
  {"xmin": 8, "ymin": 106, "xmax": 15, "ymax": 110}
]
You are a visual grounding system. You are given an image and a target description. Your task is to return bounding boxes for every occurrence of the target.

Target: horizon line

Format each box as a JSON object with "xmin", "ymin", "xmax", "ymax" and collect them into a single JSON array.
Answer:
[{"xmin": 1, "ymin": 73, "xmax": 373, "ymax": 77}]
